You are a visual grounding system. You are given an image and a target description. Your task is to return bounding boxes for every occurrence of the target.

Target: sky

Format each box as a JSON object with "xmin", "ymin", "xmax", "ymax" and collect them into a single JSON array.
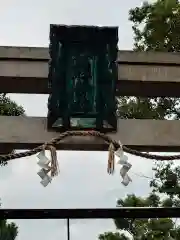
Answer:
[{"xmin": 0, "ymin": 0, "xmax": 156, "ymax": 239}]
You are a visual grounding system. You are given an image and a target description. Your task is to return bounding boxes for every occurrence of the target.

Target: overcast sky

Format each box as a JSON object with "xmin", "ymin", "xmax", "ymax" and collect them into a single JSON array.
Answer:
[{"xmin": 0, "ymin": 0, "xmax": 156, "ymax": 240}]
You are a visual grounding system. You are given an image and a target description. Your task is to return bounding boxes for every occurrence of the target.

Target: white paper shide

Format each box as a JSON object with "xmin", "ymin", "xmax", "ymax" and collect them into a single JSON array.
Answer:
[
  {"xmin": 37, "ymin": 150, "xmax": 52, "ymax": 187},
  {"xmin": 115, "ymin": 143, "xmax": 132, "ymax": 186}
]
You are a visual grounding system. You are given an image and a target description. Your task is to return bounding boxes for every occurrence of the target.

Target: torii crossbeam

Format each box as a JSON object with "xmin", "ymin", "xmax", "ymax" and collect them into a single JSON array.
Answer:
[{"xmin": 0, "ymin": 45, "xmax": 180, "ymax": 152}]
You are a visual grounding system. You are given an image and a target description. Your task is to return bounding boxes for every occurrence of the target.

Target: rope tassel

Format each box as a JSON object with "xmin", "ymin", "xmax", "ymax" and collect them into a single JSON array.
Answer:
[
  {"xmin": 107, "ymin": 142, "xmax": 115, "ymax": 175},
  {"xmin": 46, "ymin": 145, "xmax": 60, "ymax": 177}
]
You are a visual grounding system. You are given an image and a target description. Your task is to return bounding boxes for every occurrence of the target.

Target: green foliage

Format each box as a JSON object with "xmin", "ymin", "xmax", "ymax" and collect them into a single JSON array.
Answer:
[
  {"xmin": 117, "ymin": 0, "xmax": 180, "ymax": 122},
  {"xmin": 0, "ymin": 202, "xmax": 18, "ymax": 240},
  {"xmin": 99, "ymin": 194, "xmax": 178, "ymax": 239},
  {"xmin": 0, "ymin": 94, "xmax": 25, "ymax": 166},
  {"xmin": 129, "ymin": 0, "xmax": 180, "ymax": 52},
  {"xmin": 0, "ymin": 220, "xmax": 18, "ymax": 240},
  {"xmin": 117, "ymin": 97, "xmax": 179, "ymax": 120},
  {"xmin": 150, "ymin": 161, "xmax": 180, "ymax": 199},
  {"xmin": 114, "ymin": 194, "xmax": 175, "ymax": 239},
  {"xmin": 99, "ymin": 0, "xmax": 180, "ymax": 239},
  {"xmin": 0, "ymin": 94, "xmax": 24, "ymax": 116},
  {"xmin": 99, "ymin": 232, "xmax": 129, "ymax": 240}
]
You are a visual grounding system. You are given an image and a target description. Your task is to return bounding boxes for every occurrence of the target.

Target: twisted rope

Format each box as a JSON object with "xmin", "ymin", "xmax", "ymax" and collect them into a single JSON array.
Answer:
[{"xmin": 0, "ymin": 130, "xmax": 180, "ymax": 164}]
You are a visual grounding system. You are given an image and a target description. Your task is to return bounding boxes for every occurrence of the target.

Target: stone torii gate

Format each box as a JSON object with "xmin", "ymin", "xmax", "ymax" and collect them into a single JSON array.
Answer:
[
  {"xmin": 0, "ymin": 46, "xmax": 180, "ymax": 153},
  {"xmin": 1, "ymin": 24, "xmax": 180, "ymax": 231}
]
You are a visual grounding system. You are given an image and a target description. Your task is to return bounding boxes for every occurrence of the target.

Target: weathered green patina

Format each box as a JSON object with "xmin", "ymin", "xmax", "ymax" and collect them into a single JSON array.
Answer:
[{"xmin": 47, "ymin": 24, "xmax": 118, "ymax": 132}]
